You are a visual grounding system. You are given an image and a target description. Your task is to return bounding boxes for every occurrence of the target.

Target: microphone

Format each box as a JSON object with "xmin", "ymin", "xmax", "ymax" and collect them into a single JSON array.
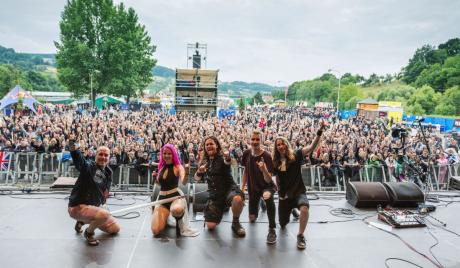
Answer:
[{"xmin": 415, "ymin": 117, "xmax": 425, "ymax": 123}]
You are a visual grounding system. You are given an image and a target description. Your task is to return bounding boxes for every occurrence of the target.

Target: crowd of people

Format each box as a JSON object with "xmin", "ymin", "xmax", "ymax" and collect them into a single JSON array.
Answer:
[
  {"xmin": 2, "ymin": 104, "xmax": 460, "ymax": 247},
  {"xmin": 1, "ymin": 105, "xmax": 459, "ymax": 186}
]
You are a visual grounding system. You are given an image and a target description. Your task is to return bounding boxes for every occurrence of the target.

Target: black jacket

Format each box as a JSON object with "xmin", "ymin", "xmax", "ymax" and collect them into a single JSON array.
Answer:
[
  {"xmin": 68, "ymin": 149, "xmax": 112, "ymax": 207},
  {"xmin": 204, "ymin": 154, "xmax": 237, "ymax": 200}
]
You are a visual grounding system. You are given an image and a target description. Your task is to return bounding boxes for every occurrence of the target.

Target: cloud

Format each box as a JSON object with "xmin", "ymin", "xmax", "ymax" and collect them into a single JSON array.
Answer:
[{"xmin": 1, "ymin": 0, "xmax": 459, "ymax": 84}]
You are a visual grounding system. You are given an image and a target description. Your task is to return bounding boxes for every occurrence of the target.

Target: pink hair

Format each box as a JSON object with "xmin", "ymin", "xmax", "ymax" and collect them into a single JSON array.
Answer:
[{"xmin": 158, "ymin": 144, "xmax": 181, "ymax": 172}]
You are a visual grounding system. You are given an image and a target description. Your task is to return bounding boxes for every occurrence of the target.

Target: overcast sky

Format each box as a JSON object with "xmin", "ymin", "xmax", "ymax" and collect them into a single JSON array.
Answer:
[{"xmin": 1, "ymin": 0, "xmax": 459, "ymax": 85}]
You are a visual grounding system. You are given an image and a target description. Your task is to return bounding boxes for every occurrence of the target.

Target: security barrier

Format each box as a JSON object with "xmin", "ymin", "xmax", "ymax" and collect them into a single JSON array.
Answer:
[{"xmin": 1, "ymin": 151, "xmax": 459, "ymax": 194}]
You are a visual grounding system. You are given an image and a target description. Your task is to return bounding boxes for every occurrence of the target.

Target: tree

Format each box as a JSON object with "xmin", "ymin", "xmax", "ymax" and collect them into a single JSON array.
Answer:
[
  {"xmin": 103, "ymin": 3, "xmax": 156, "ymax": 102},
  {"xmin": 252, "ymin": 91, "xmax": 264, "ymax": 105},
  {"xmin": 438, "ymin": 38, "xmax": 460, "ymax": 56},
  {"xmin": 338, "ymin": 85, "xmax": 364, "ymax": 109},
  {"xmin": 237, "ymin": 97, "xmax": 245, "ymax": 111},
  {"xmin": 435, "ymin": 86, "xmax": 460, "ymax": 115},
  {"xmin": 406, "ymin": 85, "xmax": 440, "ymax": 114},
  {"xmin": 402, "ymin": 45, "xmax": 436, "ymax": 84},
  {"xmin": 0, "ymin": 64, "xmax": 30, "ymax": 97},
  {"xmin": 55, "ymin": 0, "xmax": 156, "ymax": 105}
]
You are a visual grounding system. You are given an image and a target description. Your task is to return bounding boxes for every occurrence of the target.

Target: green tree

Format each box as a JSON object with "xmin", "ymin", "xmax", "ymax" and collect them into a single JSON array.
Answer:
[
  {"xmin": 406, "ymin": 85, "xmax": 440, "ymax": 114},
  {"xmin": 104, "ymin": 3, "xmax": 156, "ymax": 101},
  {"xmin": 237, "ymin": 97, "xmax": 245, "ymax": 111},
  {"xmin": 402, "ymin": 44, "xmax": 436, "ymax": 84},
  {"xmin": 55, "ymin": 0, "xmax": 156, "ymax": 105},
  {"xmin": 338, "ymin": 84, "xmax": 364, "ymax": 109},
  {"xmin": 252, "ymin": 91, "xmax": 264, "ymax": 105},
  {"xmin": 0, "ymin": 64, "xmax": 30, "ymax": 97},
  {"xmin": 438, "ymin": 38, "xmax": 460, "ymax": 56},
  {"xmin": 435, "ymin": 86, "xmax": 460, "ymax": 115}
]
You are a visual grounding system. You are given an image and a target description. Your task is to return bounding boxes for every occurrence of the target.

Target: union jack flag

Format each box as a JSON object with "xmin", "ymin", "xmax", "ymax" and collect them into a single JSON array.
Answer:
[{"xmin": 0, "ymin": 151, "xmax": 11, "ymax": 171}]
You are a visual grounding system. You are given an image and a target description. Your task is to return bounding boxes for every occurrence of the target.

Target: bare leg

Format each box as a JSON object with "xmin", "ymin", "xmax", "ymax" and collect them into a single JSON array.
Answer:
[
  {"xmin": 151, "ymin": 205, "xmax": 170, "ymax": 236},
  {"xmin": 298, "ymin": 206, "xmax": 309, "ymax": 235}
]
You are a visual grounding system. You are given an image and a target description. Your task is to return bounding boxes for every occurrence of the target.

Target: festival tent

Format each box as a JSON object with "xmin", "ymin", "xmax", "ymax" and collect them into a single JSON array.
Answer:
[
  {"xmin": 0, "ymin": 85, "xmax": 41, "ymax": 114},
  {"xmin": 94, "ymin": 96, "xmax": 125, "ymax": 109}
]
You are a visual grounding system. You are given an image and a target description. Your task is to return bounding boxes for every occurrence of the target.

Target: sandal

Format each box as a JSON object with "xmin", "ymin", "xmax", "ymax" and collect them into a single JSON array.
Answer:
[
  {"xmin": 84, "ymin": 229, "xmax": 100, "ymax": 246},
  {"xmin": 74, "ymin": 221, "xmax": 84, "ymax": 233}
]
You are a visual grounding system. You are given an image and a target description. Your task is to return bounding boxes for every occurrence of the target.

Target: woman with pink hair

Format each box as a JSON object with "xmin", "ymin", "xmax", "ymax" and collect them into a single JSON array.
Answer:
[{"xmin": 151, "ymin": 144, "xmax": 189, "ymax": 237}]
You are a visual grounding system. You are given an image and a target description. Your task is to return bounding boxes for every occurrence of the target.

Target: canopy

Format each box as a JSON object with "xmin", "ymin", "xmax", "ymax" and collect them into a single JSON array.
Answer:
[
  {"xmin": 95, "ymin": 96, "xmax": 125, "ymax": 109},
  {"xmin": 0, "ymin": 85, "xmax": 40, "ymax": 114}
]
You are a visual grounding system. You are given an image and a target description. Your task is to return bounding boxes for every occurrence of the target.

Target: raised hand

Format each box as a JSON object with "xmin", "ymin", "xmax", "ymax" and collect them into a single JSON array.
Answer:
[
  {"xmin": 223, "ymin": 150, "xmax": 231, "ymax": 162},
  {"xmin": 257, "ymin": 157, "xmax": 267, "ymax": 171},
  {"xmin": 197, "ymin": 161, "xmax": 207, "ymax": 174}
]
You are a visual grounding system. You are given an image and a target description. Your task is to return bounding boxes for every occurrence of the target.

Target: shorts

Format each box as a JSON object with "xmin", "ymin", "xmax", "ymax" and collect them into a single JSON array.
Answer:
[
  {"xmin": 68, "ymin": 204, "xmax": 117, "ymax": 233},
  {"xmin": 156, "ymin": 191, "xmax": 181, "ymax": 211},
  {"xmin": 204, "ymin": 187, "xmax": 244, "ymax": 223},
  {"xmin": 278, "ymin": 193, "xmax": 309, "ymax": 227},
  {"xmin": 248, "ymin": 188, "xmax": 276, "ymax": 217}
]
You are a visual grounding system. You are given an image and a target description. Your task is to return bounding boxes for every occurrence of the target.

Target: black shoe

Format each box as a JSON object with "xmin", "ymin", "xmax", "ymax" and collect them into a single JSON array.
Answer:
[
  {"xmin": 231, "ymin": 222, "xmax": 246, "ymax": 237},
  {"xmin": 297, "ymin": 234, "xmax": 306, "ymax": 249},
  {"xmin": 291, "ymin": 209, "xmax": 300, "ymax": 220},
  {"xmin": 74, "ymin": 221, "xmax": 84, "ymax": 233},
  {"xmin": 266, "ymin": 228, "xmax": 277, "ymax": 244},
  {"xmin": 84, "ymin": 229, "xmax": 99, "ymax": 246}
]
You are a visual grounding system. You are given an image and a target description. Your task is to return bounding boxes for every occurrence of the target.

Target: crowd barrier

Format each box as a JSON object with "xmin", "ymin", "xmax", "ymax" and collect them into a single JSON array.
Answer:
[{"xmin": 1, "ymin": 151, "xmax": 459, "ymax": 192}]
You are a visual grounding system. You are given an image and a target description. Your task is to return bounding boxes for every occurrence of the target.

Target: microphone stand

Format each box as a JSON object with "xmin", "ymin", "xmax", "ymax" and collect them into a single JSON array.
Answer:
[
  {"xmin": 417, "ymin": 120, "xmax": 433, "ymax": 202},
  {"xmin": 398, "ymin": 135, "xmax": 425, "ymax": 188}
]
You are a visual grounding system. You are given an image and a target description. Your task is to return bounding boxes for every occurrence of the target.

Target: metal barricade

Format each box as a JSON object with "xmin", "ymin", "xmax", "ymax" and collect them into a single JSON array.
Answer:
[
  {"xmin": 13, "ymin": 152, "xmax": 39, "ymax": 185},
  {"xmin": 0, "ymin": 151, "xmax": 14, "ymax": 185},
  {"xmin": 116, "ymin": 164, "xmax": 151, "ymax": 190},
  {"xmin": 38, "ymin": 153, "xmax": 62, "ymax": 185},
  {"xmin": 301, "ymin": 165, "xmax": 319, "ymax": 191},
  {"xmin": 360, "ymin": 165, "xmax": 387, "ymax": 183}
]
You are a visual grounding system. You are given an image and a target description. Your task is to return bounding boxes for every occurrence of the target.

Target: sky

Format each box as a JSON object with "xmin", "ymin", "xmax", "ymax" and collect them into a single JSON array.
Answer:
[{"xmin": 1, "ymin": 0, "xmax": 459, "ymax": 85}]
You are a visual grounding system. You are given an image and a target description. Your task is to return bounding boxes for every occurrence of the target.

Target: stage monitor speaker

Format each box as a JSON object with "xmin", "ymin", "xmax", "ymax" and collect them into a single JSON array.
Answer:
[
  {"xmin": 383, "ymin": 182, "xmax": 424, "ymax": 207},
  {"xmin": 346, "ymin": 182, "xmax": 390, "ymax": 208},
  {"xmin": 192, "ymin": 183, "xmax": 209, "ymax": 214},
  {"xmin": 449, "ymin": 176, "xmax": 460, "ymax": 190}
]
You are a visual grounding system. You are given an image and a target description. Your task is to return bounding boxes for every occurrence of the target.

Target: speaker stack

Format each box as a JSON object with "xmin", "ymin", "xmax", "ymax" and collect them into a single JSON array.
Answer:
[{"xmin": 346, "ymin": 181, "xmax": 424, "ymax": 208}]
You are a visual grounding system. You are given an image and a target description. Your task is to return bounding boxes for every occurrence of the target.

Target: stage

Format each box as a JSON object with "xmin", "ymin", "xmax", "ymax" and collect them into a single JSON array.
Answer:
[{"xmin": 0, "ymin": 191, "xmax": 459, "ymax": 268}]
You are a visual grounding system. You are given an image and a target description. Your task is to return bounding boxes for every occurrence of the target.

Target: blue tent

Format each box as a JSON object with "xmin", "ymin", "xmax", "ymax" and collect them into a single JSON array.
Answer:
[{"xmin": 0, "ymin": 85, "xmax": 40, "ymax": 114}]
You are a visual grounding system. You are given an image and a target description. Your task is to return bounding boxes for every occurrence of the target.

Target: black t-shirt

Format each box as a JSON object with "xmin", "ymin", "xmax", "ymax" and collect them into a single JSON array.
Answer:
[{"xmin": 273, "ymin": 150, "xmax": 306, "ymax": 199}]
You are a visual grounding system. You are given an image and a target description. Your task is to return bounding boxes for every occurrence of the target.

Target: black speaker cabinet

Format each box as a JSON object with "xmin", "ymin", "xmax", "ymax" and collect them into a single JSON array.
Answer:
[
  {"xmin": 192, "ymin": 183, "xmax": 209, "ymax": 214},
  {"xmin": 346, "ymin": 182, "xmax": 391, "ymax": 208},
  {"xmin": 383, "ymin": 182, "xmax": 424, "ymax": 207},
  {"xmin": 449, "ymin": 176, "xmax": 460, "ymax": 190}
]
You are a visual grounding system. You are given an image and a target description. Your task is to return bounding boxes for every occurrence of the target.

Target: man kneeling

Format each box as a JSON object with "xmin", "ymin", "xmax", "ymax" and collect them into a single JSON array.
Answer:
[{"xmin": 67, "ymin": 137, "xmax": 120, "ymax": 246}]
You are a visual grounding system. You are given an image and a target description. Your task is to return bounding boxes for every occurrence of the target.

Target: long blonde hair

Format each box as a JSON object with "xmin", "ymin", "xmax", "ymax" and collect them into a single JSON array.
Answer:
[{"xmin": 272, "ymin": 137, "xmax": 296, "ymax": 169}]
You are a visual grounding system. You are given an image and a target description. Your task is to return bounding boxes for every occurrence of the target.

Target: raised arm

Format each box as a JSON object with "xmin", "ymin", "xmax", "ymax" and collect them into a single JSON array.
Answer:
[
  {"xmin": 302, "ymin": 121, "xmax": 325, "ymax": 157},
  {"xmin": 68, "ymin": 135, "xmax": 90, "ymax": 172}
]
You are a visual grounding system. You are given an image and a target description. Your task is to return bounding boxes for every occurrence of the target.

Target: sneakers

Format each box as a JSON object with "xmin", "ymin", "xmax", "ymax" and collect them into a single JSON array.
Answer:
[
  {"xmin": 231, "ymin": 222, "xmax": 246, "ymax": 237},
  {"xmin": 266, "ymin": 228, "xmax": 277, "ymax": 244},
  {"xmin": 84, "ymin": 229, "xmax": 100, "ymax": 246},
  {"xmin": 297, "ymin": 234, "xmax": 306, "ymax": 249}
]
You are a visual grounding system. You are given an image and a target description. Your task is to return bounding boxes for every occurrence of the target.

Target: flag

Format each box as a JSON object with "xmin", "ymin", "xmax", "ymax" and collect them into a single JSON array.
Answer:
[{"xmin": 0, "ymin": 151, "xmax": 11, "ymax": 171}]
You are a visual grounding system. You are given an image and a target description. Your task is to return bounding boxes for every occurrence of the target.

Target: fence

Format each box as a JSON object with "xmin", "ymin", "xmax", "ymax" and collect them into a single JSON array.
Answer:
[{"xmin": 1, "ymin": 151, "xmax": 459, "ymax": 192}]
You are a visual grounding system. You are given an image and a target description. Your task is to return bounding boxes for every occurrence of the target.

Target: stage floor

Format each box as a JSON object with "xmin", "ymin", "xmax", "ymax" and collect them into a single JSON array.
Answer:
[{"xmin": 0, "ymin": 191, "xmax": 459, "ymax": 268}]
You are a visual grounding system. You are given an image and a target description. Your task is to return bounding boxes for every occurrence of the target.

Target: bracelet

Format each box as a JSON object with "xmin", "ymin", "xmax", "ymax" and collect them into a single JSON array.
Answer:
[
  {"xmin": 196, "ymin": 172, "xmax": 204, "ymax": 177},
  {"xmin": 316, "ymin": 130, "xmax": 323, "ymax": 136}
]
